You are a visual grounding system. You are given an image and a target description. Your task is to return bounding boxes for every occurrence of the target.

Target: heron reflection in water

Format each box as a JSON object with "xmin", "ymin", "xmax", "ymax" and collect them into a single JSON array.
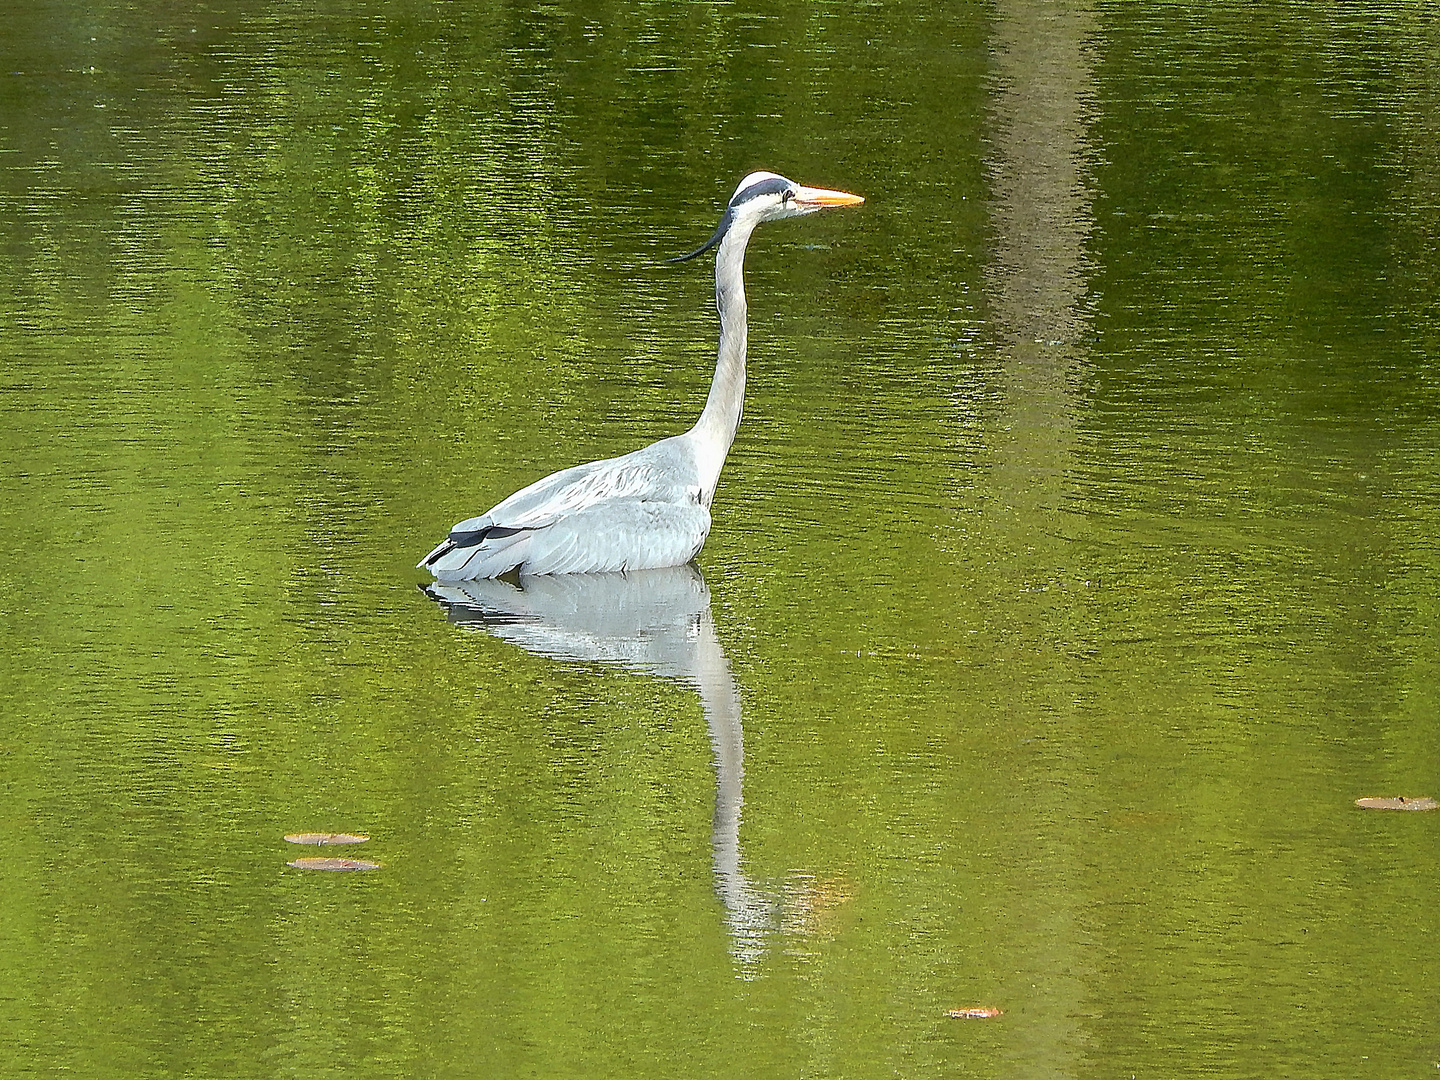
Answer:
[
  {"xmin": 423, "ymin": 567, "xmax": 770, "ymax": 966},
  {"xmin": 419, "ymin": 172, "xmax": 864, "ymax": 580}
]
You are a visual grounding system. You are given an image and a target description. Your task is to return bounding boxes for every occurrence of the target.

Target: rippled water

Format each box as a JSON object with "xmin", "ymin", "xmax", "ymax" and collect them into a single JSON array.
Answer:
[{"xmin": 3, "ymin": 2, "xmax": 1438, "ymax": 1077}]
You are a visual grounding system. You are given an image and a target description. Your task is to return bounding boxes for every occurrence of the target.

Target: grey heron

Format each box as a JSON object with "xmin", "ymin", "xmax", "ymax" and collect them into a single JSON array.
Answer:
[{"xmin": 419, "ymin": 171, "xmax": 864, "ymax": 579}]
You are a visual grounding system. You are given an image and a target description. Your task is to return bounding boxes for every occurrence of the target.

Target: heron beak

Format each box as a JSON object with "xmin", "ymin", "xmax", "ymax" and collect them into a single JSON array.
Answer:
[{"xmin": 792, "ymin": 185, "xmax": 865, "ymax": 210}]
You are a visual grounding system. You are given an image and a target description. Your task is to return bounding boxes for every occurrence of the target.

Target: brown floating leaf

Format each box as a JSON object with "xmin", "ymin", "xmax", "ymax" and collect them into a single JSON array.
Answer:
[
  {"xmin": 285, "ymin": 832, "xmax": 370, "ymax": 846},
  {"xmin": 1355, "ymin": 796, "xmax": 1438, "ymax": 811},
  {"xmin": 946, "ymin": 1007, "xmax": 1003, "ymax": 1019},
  {"xmin": 288, "ymin": 857, "xmax": 382, "ymax": 871}
]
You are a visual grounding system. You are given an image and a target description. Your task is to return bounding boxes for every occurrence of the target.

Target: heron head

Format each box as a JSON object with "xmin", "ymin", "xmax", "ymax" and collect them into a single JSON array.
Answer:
[
  {"xmin": 731, "ymin": 171, "xmax": 866, "ymax": 223},
  {"xmin": 668, "ymin": 171, "xmax": 864, "ymax": 263}
]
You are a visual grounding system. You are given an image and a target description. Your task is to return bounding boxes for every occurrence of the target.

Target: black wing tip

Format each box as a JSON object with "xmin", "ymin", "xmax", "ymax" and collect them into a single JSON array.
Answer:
[
  {"xmin": 450, "ymin": 525, "xmax": 524, "ymax": 545},
  {"xmin": 447, "ymin": 529, "xmax": 485, "ymax": 547},
  {"xmin": 419, "ymin": 541, "xmax": 453, "ymax": 569}
]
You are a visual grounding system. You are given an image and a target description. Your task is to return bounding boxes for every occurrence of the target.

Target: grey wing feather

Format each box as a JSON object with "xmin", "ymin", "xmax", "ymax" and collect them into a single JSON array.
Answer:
[
  {"xmin": 419, "ymin": 437, "xmax": 707, "ymax": 578},
  {"xmin": 487, "ymin": 456, "xmax": 671, "ymax": 529},
  {"xmin": 517, "ymin": 500, "xmax": 711, "ymax": 575}
]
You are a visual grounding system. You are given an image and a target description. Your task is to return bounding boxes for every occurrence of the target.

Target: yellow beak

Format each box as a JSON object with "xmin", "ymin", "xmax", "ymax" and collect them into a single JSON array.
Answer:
[{"xmin": 793, "ymin": 185, "xmax": 866, "ymax": 210}]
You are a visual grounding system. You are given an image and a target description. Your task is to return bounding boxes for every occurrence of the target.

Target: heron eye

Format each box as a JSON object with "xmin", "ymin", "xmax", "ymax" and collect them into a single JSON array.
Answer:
[{"xmin": 783, "ymin": 189, "xmax": 795, "ymax": 203}]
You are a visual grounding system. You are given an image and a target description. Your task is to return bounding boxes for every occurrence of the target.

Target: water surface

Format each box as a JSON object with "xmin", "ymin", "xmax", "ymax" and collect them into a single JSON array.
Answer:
[{"xmin": 2, "ymin": 2, "xmax": 1438, "ymax": 1077}]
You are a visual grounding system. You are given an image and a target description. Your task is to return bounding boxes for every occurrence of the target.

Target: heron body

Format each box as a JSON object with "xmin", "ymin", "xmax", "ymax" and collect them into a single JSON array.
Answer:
[{"xmin": 419, "ymin": 171, "xmax": 864, "ymax": 580}]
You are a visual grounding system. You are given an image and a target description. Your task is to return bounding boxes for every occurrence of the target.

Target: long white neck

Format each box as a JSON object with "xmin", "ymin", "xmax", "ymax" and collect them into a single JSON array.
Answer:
[{"xmin": 689, "ymin": 214, "xmax": 759, "ymax": 501}]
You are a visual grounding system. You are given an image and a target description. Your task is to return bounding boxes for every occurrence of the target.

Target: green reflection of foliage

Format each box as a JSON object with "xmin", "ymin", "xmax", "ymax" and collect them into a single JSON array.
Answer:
[{"xmin": 2, "ymin": 1, "xmax": 1439, "ymax": 1078}]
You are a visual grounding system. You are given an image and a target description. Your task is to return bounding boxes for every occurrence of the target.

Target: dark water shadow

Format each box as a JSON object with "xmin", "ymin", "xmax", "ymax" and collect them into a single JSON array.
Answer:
[{"xmin": 422, "ymin": 565, "xmax": 771, "ymax": 970}]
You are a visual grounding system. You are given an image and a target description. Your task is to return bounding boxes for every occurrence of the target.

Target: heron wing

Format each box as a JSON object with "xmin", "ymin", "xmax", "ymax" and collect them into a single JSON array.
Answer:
[
  {"xmin": 423, "ymin": 459, "xmax": 652, "ymax": 571},
  {"xmin": 492, "ymin": 458, "xmax": 664, "ymax": 528},
  {"xmin": 422, "ymin": 438, "xmax": 705, "ymax": 578},
  {"xmin": 516, "ymin": 499, "xmax": 711, "ymax": 575}
]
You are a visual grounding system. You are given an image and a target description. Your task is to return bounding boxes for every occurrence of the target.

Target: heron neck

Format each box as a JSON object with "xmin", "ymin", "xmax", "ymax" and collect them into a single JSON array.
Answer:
[{"xmin": 691, "ymin": 215, "xmax": 757, "ymax": 495}]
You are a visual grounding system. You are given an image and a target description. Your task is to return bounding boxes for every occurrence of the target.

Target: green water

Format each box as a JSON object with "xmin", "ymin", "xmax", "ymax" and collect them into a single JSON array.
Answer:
[{"xmin": 3, "ymin": 1, "xmax": 1438, "ymax": 1076}]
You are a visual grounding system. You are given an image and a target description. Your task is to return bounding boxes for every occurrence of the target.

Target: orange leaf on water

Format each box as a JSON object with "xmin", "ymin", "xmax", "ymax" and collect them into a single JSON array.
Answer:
[
  {"xmin": 288, "ymin": 857, "xmax": 381, "ymax": 871},
  {"xmin": 1355, "ymin": 796, "xmax": 1438, "ymax": 811},
  {"xmin": 285, "ymin": 832, "xmax": 370, "ymax": 845},
  {"xmin": 946, "ymin": 1007, "xmax": 1003, "ymax": 1019}
]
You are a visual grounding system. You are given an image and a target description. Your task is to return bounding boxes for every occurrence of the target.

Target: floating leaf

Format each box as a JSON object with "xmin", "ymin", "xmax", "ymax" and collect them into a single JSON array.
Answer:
[
  {"xmin": 1355, "ymin": 796, "xmax": 1438, "ymax": 811},
  {"xmin": 285, "ymin": 832, "xmax": 370, "ymax": 845},
  {"xmin": 288, "ymin": 857, "xmax": 382, "ymax": 871},
  {"xmin": 946, "ymin": 1007, "xmax": 1003, "ymax": 1019}
]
